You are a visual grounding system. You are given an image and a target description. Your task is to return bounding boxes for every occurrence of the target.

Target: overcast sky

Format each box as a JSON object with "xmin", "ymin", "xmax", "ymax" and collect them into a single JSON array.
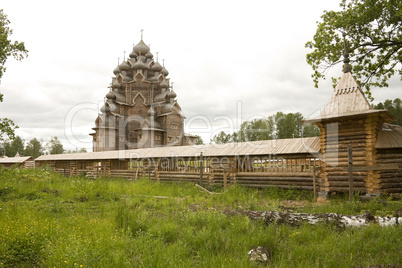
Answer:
[{"xmin": 1, "ymin": 0, "xmax": 400, "ymax": 151}]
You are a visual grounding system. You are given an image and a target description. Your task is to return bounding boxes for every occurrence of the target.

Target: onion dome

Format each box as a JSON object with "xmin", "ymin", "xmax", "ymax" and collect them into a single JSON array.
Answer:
[
  {"xmin": 128, "ymin": 58, "xmax": 136, "ymax": 67},
  {"xmin": 145, "ymin": 51, "xmax": 153, "ymax": 58},
  {"xmin": 133, "ymin": 57, "xmax": 146, "ymax": 70},
  {"xmin": 148, "ymin": 75, "xmax": 158, "ymax": 82},
  {"xmin": 108, "ymin": 102, "xmax": 119, "ymax": 112},
  {"xmin": 168, "ymin": 89, "xmax": 177, "ymax": 99},
  {"xmin": 133, "ymin": 39, "xmax": 150, "ymax": 56},
  {"xmin": 161, "ymin": 103, "xmax": 173, "ymax": 114},
  {"xmin": 106, "ymin": 91, "xmax": 116, "ymax": 100},
  {"xmin": 113, "ymin": 91, "xmax": 126, "ymax": 103},
  {"xmin": 100, "ymin": 104, "xmax": 110, "ymax": 113},
  {"xmin": 161, "ymin": 66, "xmax": 169, "ymax": 77},
  {"xmin": 113, "ymin": 65, "xmax": 120, "ymax": 75},
  {"xmin": 95, "ymin": 116, "xmax": 101, "ymax": 127},
  {"xmin": 160, "ymin": 78, "xmax": 169, "ymax": 88},
  {"xmin": 119, "ymin": 61, "xmax": 130, "ymax": 71},
  {"xmin": 129, "ymin": 50, "xmax": 138, "ymax": 58},
  {"xmin": 147, "ymin": 106, "xmax": 156, "ymax": 117},
  {"xmin": 122, "ymin": 73, "xmax": 132, "ymax": 82},
  {"xmin": 112, "ymin": 80, "xmax": 121, "ymax": 89},
  {"xmin": 152, "ymin": 61, "xmax": 163, "ymax": 72}
]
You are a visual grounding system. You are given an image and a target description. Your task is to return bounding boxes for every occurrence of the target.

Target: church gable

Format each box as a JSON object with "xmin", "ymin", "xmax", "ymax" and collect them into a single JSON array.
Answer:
[{"xmin": 133, "ymin": 92, "xmax": 147, "ymax": 106}]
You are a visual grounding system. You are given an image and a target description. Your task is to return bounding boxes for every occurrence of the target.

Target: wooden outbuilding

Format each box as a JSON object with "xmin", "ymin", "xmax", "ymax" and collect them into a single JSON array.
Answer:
[
  {"xmin": 0, "ymin": 156, "xmax": 35, "ymax": 169},
  {"xmin": 35, "ymin": 137, "xmax": 320, "ymax": 190},
  {"xmin": 304, "ymin": 55, "xmax": 401, "ymax": 194}
]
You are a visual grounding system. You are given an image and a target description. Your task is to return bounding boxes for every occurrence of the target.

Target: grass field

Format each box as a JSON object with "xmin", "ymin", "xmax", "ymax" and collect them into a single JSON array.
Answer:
[{"xmin": 0, "ymin": 167, "xmax": 401, "ymax": 267}]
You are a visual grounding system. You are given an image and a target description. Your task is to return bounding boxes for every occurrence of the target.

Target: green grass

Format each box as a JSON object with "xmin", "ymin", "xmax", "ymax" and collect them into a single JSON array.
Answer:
[{"xmin": 0, "ymin": 167, "xmax": 401, "ymax": 267}]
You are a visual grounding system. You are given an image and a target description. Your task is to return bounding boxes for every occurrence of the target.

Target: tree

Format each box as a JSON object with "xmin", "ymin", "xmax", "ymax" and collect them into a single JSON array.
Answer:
[
  {"xmin": 0, "ymin": 140, "xmax": 11, "ymax": 156},
  {"xmin": 275, "ymin": 112, "xmax": 304, "ymax": 139},
  {"xmin": 0, "ymin": 9, "xmax": 28, "ymax": 80},
  {"xmin": 211, "ymin": 131, "xmax": 232, "ymax": 144},
  {"xmin": 65, "ymin": 148, "xmax": 88, "ymax": 154},
  {"xmin": 374, "ymin": 98, "xmax": 402, "ymax": 126},
  {"xmin": 24, "ymin": 138, "xmax": 43, "ymax": 158},
  {"xmin": 306, "ymin": 0, "xmax": 402, "ymax": 100},
  {"xmin": 8, "ymin": 135, "xmax": 24, "ymax": 157},
  {"xmin": 210, "ymin": 112, "xmax": 320, "ymax": 144},
  {"xmin": 237, "ymin": 118, "xmax": 275, "ymax": 142},
  {"xmin": 194, "ymin": 135, "xmax": 204, "ymax": 145},
  {"xmin": 302, "ymin": 124, "xmax": 321, "ymax": 138},
  {"xmin": 47, "ymin": 137, "xmax": 64, "ymax": 154},
  {"xmin": 0, "ymin": 118, "xmax": 18, "ymax": 142},
  {"xmin": 0, "ymin": 9, "xmax": 28, "ymax": 141}
]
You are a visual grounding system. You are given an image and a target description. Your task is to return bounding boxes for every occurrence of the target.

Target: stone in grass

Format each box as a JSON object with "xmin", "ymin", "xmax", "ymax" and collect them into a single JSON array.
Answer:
[{"xmin": 248, "ymin": 246, "xmax": 270, "ymax": 263}]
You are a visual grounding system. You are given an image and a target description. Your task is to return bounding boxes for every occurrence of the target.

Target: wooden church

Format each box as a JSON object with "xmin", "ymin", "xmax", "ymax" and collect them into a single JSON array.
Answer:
[
  {"xmin": 90, "ymin": 35, "xmax": 196, "ymax": 152},
  {"xmin": 36, "ymin": 36, "xmax": 401, "ymax": 194}
]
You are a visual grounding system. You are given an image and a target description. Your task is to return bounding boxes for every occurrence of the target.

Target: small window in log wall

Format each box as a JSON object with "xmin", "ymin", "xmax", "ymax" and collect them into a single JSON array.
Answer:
[{"xmin": 171, "ymin": 123, "xmax": 178, "ymax": 129}]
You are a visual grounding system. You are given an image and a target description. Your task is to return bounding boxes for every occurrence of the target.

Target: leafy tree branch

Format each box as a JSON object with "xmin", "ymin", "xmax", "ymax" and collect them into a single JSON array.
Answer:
[{"xmin": 306, "ymin": 0, "xmax": 401, "ymax": 100}]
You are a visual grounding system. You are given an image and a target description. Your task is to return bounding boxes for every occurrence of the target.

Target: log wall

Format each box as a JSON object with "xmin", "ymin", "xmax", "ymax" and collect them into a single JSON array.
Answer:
[
  {"xmin": 318, "ymin": 113, "xmax": 385, "ymax": 193},
  {"xmin": 376, "ymin": 148, "xmax": 402, "ymax": 193},
  {"xmin": 36, "ymin": 155, "xmax": 319, "ymax": 190}
]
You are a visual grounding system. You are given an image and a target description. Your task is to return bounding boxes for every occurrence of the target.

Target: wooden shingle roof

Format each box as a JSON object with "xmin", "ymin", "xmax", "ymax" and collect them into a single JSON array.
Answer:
[
  {"xmin": 0, "ymin": 156, "xmax": 34, "ymax": 164},
  {"xmin": 304, "ymin": 71, "xmax": 394, "ymax": 123},
  {"xmin": 35, "ymin": 137, "xmax": 320, "ymax": 161},
  {"xmin": 375, "ymin": 124, "xmax": 402, "ymax": 149},
  {"xmin": 322, "ymin": 72, "xmax": 371, "ymax": 117}
]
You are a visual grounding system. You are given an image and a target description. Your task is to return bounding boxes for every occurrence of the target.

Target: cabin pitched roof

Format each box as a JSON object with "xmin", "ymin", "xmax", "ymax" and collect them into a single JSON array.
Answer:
[
  {"xmin": 321, "ymin": 72, "xmax": 371, "ymax": 118},
  {"xmin": 304, "ymin": 70, "xmax": 394, "ymax": 123},
  {"xmin": 0, "ymin": 156, "xmax": 34, "ymax": 164}
]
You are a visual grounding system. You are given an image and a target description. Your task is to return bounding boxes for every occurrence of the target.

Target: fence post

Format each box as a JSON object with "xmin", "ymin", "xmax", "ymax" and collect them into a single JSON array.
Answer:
[
  {"xmin": 147, "ymin": 158, "xmax": 151, "ymax": 180},
  {"xmin": 200, "ymin": 152, "xmax": 203, "ymax": 185},
  {"xmin": 313, "ymin": 165, "xmax": 317, "ymax": 203},
  {"xmin": 348, "ymin": 144, "xmax": 353, "ymax": 202}
]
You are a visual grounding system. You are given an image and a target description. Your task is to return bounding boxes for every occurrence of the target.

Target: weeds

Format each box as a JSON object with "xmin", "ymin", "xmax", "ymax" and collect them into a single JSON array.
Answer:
[{"xmin": 0, "ymin": 168, "xmax": 401, "ymax": 267}]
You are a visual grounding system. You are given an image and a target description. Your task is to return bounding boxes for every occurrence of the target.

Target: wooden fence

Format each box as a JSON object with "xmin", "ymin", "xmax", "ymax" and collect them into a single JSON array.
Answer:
[{"xmin": 42, "ymin": 154, "xmax": 320, "ymax": 190}]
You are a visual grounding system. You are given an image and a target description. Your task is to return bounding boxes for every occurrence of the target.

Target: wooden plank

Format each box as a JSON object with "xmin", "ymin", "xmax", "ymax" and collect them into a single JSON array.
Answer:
[
  {"xmin": 200, "ymin": 152, "xmax": 204, "ymax": 185},
  {"xmin": 235, "ymin": 172, "xmax": 313, "ymax": 177},
  {"xmin": 313, "ymin": 165, "xmax": 317, "ymax": 203},
  {"xmin": 342, "ymin": 165, "xmax": 400, "ymax": 171},
  {"xmin": 348, "ymin": 144, "xmax": 353, "ymax": 202}
]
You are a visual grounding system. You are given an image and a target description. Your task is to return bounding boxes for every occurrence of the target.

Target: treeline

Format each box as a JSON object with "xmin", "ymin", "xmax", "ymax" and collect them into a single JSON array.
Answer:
[
  {"xmin": 374, "ymin": 98, "xmax": 402, "ymax": 126},
  {"xmin": 0, "ymin": 136, "xmax": 86, "ymax": 158},
  {"xmin": 211, "ymin": 111, "xmax": 320, "ymax": 144},
  {"xmin": 211, "ymin": 98, "xmax": 402, "ymax": 144}
]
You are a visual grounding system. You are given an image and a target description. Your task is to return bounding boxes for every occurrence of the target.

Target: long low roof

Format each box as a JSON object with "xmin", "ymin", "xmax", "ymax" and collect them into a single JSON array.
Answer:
[
  {"xmin": 36, "ymin": 137, "xmax": 320, "ymax": 161},
  {"xmin": 34, "ymin": 125, "xmax": 402, "ymax": 162},
  {"xmin": 0, "ymin": 156, "xmax": 34, "ymax": 164}
]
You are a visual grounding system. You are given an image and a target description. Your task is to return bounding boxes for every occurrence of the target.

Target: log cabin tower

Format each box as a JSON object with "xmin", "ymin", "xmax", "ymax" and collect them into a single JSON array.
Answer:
[
  {"xmin": 90, "ymin": 35, "xmax": 196, "ymax": 152},
  {"xmin": 305, "ymin": 45, "xmax": 395, "ymax": 194}
]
